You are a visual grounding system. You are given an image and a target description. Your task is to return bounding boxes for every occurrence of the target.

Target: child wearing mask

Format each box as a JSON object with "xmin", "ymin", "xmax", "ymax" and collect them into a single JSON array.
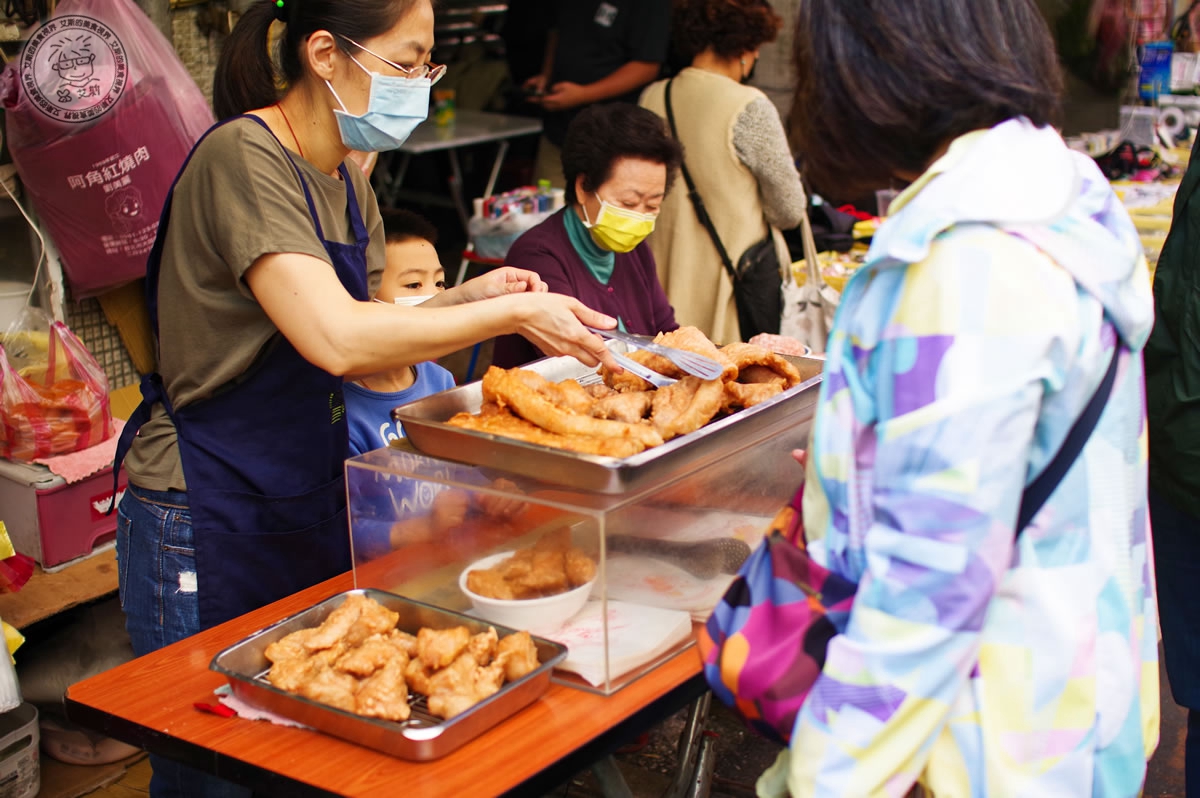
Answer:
[{"xmin": 345, "ymin": 209, "xmax": 457, "ymax": 455}]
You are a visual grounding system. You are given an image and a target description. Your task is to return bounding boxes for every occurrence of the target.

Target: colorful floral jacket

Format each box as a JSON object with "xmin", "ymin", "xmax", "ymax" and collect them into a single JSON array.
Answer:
[{"xmin": 759, "ymin": 119, "xmax": 1159, "ymax": 798}]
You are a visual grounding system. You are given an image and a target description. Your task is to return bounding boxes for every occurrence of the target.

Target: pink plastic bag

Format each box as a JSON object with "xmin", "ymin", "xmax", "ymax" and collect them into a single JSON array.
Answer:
[
  {"xmin": 0, "ymin": 308, "xmax": 112, "ymax": 462},
  {"xmin": 0, "ymin": 0, "xmax": 213, "ymax": 298}
]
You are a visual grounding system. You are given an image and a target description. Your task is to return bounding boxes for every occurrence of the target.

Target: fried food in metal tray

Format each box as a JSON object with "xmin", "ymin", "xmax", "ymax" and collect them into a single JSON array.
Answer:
[{"xmin": 210, "ymin": 589, "xmax": 567, "ymax": 761}]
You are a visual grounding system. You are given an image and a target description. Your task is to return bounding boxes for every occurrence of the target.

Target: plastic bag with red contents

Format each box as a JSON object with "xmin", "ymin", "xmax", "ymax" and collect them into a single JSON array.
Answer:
[
  {"xmin": 0, "ymin": 0, "xmax": 213, "ymax": 298},
  {"xmin": 0, "ymin": 308, "xmax": 112, "ymax": 462}
]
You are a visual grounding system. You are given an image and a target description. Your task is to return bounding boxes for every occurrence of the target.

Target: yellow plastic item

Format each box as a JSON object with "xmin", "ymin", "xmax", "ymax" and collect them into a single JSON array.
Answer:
[
  {"xmin": 97, "ymin": 280, "xmax": 156, "ymax": 376},
  {"xmin": 2, "ymin": 623, "xmax": 21, "ymax": 662},
  {"xmin": 791, "ymin": 245, "xmax": 868, "ymax": 294},
  {"xmin": 1128, "ymin": 213, "xmax": 1173, "ymax": 233},
  {"xmin": 1140, "ymin": 232, "xmax": 1166, "ymax": 255},
  {"xmin": 0, "ymin": 523, "xmax": 23, "ymax": 663},
  {"xmin": 793, "ymin": 266, "xmax": 850, "ymax": 293},
  {"xmin": 0, "ymin": 523, "xmax": 14, "ymax": 563},
  {"xmin": 852, "ymin": 218, "xmax": 880, "ymax": 239},
  {"xmin": 3, "ymin": 329, "xmax": 79, "ymax": 383},
  {"xmin": 1113, "ymin": 193, "xmax": 1176, "ymax": 219},
  {"xmin": 109, "ymin": 382, "xmax": 144, "ymax": 423}
]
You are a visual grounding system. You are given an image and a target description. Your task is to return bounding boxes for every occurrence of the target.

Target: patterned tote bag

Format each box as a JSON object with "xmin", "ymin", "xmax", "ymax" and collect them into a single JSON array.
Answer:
[
  {"xmin": 699, "ymin": 343, "xmax": 1121, "ymax": 745},
  {"xmin": 697, "ymin": 484, "xmax": 854, "ymax": 745}
]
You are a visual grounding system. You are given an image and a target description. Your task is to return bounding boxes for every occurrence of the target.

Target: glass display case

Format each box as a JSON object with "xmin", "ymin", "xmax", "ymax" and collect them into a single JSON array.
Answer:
[{"xmin": 346, "ymin": 367, "xmax": 822, "ymax": 695}]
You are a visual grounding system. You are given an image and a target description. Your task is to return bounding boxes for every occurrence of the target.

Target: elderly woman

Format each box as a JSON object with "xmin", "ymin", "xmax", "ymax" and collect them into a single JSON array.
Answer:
[
  {"xmin": 758, "ymin": 1, "xmax": 1158, "ymax": 796},
  {"xmin": 491, "ymin": 103, "xmax": 682, "ymax": 368},
  {"xmin": 640, "ymin": 0, "xmax": 805, "ymax": 344}
]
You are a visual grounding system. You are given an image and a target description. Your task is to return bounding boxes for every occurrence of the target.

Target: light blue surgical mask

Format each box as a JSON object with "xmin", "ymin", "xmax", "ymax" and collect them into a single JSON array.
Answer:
[{"xmin": 326, "ymin": 52, "xmax": 430, "ymax": 152}]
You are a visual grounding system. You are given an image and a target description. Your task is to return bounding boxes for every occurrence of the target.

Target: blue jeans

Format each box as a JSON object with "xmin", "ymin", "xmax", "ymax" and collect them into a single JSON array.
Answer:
[{"xmin": 116, "ymin": 484, "xmax": 252, "ymax": 798}]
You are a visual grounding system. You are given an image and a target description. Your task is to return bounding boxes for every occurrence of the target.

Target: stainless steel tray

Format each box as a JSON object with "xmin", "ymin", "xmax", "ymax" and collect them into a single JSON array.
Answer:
[
  {"xmin": 210, "ymin": 588, "xmax": 568, "ymax": 761},
  {"xmin": 393, "ymin": 351, "xmax": 824, "ymax": 494}
]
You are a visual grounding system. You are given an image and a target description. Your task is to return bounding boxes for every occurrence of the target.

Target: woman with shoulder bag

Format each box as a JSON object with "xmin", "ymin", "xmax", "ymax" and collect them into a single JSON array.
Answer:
[{"xmin": 639, "ymin": 0, "xmax": 806, "ymax": 344}]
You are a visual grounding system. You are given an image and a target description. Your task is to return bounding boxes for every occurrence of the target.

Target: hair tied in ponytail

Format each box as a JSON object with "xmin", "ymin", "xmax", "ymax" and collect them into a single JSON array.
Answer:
[{"xmin": 214, "ymin": 0, "xmax": 415, "ymax": 120}]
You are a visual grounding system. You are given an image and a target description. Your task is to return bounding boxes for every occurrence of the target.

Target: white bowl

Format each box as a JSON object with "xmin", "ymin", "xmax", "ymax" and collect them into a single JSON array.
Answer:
[{"xmin": 459, "ymin": 551, "xmax": 595, "ymax": 635}]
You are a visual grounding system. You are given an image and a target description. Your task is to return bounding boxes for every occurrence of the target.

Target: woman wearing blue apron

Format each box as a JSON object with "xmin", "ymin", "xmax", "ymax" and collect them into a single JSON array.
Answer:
[{"xmin": 112, "ymin": 2, "xmax": 619, "ymax": 796}]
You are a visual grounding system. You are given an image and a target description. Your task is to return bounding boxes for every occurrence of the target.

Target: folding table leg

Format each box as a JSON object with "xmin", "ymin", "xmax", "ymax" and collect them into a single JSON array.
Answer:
[
  {"xmin": 683, "ymin": 733, "xmax": 718, "ymax": 798},
  {"xmin": 590, "ymin": 755, "xmax": 635, "ymax": 798},
  {"xmin": 663, "ymin": 691, "xmax": 712, "ymax": 798},
  {"xmin": 455, "ymin": 254, "xmax": 472, "ymax": 287},
  {"xmin": 458, "ymin": 244, "xmax": 482, "ymax": 381},
  {"xmin": 381, "ymin": 152, "xmax": 411, "ymax": 208},
  {"xmin": 464, "ymin": 342, "xmax": 483, "ymax": 383},
  {"xmin": 446, "ymin": 149, "xmax": 472, "ymax": 233},
  {"xmin": 484, "ymin": 139, "xmax": 510, "ymax": 200}
]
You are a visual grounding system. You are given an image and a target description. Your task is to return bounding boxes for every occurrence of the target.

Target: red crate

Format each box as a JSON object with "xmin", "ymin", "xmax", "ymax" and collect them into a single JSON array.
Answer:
[{"xmin": 0, "ymin": 459, "xmax": 125, "ymax": 570}]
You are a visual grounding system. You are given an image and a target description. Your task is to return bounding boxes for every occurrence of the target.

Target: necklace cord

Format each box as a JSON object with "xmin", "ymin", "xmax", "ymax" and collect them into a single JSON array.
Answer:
[{"xmin": 275, "ymin": 102, "xmax": 304, "ymax": 159}]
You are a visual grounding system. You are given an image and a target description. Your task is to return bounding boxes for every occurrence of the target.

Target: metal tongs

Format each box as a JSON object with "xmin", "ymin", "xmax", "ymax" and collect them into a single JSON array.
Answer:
[
  {"xmin": 607, "ymin": 535, "xmax": 752, "ymax": 579},
  {"xmin": 610, "ymin": 351, "xmax": 677, "ymax": 388},
  {"xmin": 586, "ymin": 326, "xmax": 725, "ymax": 381}
]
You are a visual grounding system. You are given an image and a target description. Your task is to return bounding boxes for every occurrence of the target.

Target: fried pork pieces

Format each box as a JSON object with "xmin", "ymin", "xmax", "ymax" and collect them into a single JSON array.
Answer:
[
  {"xmin": 447, "ymin": 327, "xmax": 802, "ymax": 456},
  {"xmin": 264, "ymin": 594, "xmax": 540, "ymax": 721},
  {"xmin": 466, "ymin": 530, "xmax": 597, "ymax": 601}
]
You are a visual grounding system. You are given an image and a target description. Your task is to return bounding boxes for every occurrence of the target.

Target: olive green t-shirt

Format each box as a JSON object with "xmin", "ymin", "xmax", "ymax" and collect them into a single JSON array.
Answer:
[{"xmin": 124, "ymin": 117, "xmax": 385, "ymax": 492}]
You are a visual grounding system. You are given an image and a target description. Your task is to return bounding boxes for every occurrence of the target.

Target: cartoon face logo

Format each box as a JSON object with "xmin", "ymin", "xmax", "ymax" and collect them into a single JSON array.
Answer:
[
  {"xmin": 105, "ymin": 187, "xmax": 144, "ymax": 234},
  {"xmin": 21, "ymin": 16, "xmax": 127, "ymax": 123},
  {"xmin": 49, "ymin": 34, "xmax": 96, "ymax": 88}
]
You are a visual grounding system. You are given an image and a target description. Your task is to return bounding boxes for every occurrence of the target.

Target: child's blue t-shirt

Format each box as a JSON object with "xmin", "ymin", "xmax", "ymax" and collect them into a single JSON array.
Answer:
[{"xmin": 344, "ymin": 361, "xmax": 456, "ymax": 456}]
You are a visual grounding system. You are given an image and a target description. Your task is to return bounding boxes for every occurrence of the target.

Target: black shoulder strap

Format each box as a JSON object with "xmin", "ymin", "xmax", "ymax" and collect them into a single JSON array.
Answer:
[
  {"xmin": 664, "ymin": 79, "xmax": 739, "ymax": 282},
  {"xmin": 1015, "ymin": 344, "xmax": 1122, "ymax": 532}
]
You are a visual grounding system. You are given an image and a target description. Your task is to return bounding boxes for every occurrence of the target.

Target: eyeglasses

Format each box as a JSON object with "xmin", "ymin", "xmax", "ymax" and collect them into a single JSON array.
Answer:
[
  {"xmin": 340, "ymin": 36, "xmax": 447, "ymax": 85},
  {"xmin": 53, "ymin": 54, "xmax": 95, "ymax": 70}
]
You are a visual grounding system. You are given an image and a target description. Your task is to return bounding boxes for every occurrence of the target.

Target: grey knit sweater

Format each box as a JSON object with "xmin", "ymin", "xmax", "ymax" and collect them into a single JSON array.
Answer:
[{"xmin": 732, "ymin": 96, "xmax": 807, "ymax": 231}]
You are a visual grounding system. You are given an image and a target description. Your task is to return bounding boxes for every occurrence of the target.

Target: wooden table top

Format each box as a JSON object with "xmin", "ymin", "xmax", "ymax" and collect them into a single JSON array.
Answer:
[{"xmin": 65, "ymin": 572, "xmax": 707, "ymax": 797}]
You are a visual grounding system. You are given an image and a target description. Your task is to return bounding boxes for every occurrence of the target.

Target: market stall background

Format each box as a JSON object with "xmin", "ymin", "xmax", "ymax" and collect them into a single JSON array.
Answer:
[{"xmin": 1, "ymin": 0, "xmax": 1178, "ymax": 392}]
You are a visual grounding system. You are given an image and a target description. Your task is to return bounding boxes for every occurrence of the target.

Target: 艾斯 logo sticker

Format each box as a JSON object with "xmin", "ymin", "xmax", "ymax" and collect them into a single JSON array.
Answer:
[{"xmin": 21, "ymin": 15, "xmax": 128, "ymax": 123}]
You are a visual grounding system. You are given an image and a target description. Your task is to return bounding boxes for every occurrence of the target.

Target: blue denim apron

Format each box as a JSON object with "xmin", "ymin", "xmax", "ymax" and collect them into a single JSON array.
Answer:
[{"xmin": 114, "ymin": 115, "xmax": 369, "ymax": 629}]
